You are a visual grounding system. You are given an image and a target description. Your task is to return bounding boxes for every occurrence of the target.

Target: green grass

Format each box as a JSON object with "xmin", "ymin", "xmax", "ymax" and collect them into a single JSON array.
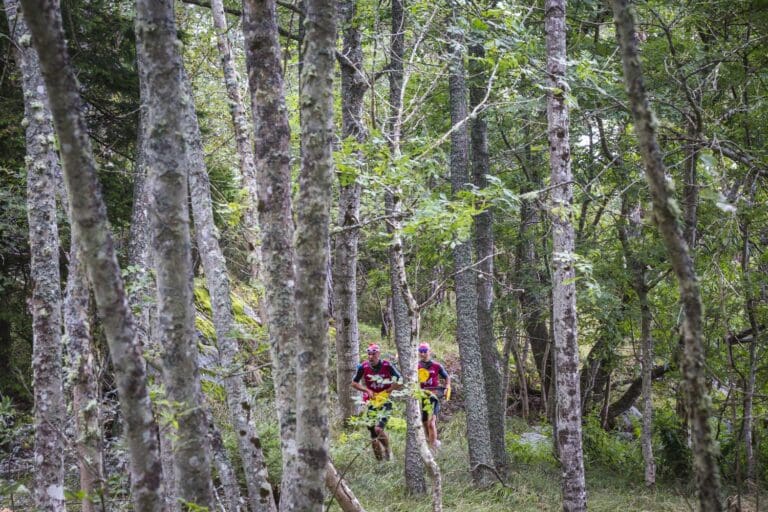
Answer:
[{"xmin": 327, "ymin": 412, "xmax": 694, "ymax": 512}]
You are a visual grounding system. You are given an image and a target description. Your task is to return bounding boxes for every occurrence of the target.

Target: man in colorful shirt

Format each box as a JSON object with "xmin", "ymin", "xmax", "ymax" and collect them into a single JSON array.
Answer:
[
  {"xmin": 351, "ymin": 343, "xmax": 402, "ymax": 460},
  {"xmin": 418, "ymin": 342, "xmax": 450, "ymax": 451}
]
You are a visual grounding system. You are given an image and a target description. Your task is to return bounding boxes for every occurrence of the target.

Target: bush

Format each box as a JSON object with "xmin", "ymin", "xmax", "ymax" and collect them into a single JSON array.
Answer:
[
  {"xmin": 653, "ymin": 408, "xmax": 691, "ymax": 481},
  {"xmin": 582, "ymin": 414, "xmax": 643, "ymax": 477}
]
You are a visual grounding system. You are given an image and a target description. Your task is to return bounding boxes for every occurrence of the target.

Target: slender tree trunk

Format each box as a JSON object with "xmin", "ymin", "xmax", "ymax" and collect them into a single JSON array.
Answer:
[
  {"xmin": 181, "ymin": 68, "xmax": 276, "ymax": 512},
  {"xmin": 469, "ymin": 39, "xmax": 507, "ymax": 476},
  {"xmin": 208, "ymin": 0, "xmax": 262, "ymax": 283},
  {"xmin": 387, "ymin": 0, "xmax": 427, "ymax": 495},
  {"xmin": 638, "ymin": 284, "xmax": 656, "ymax": 486},
  {"xmin": 129, "ymin": 75, "xmax": 178, "ymax": 510},
  {"xmin": 291, "ymin": 0, "xmax": 336, "ymax": 508},
  {"xmin": 390, "ymin": 214, "xmax": 444, "ymax": 512},
  {"xmin": 17, "ymin": 1, "xmax": 164, "ymax": 509},
  {"xmin": 334, "ymin": 0, "xmax": 367, "ymax": 423},
  {"xmin": 447, "ymin": 3, "xmax": 494, "ymax": 487},
  {"xmin": 5, "ymin": 2, "xmax": 66, "ymax": 509},
  {"xmin": 612, "ymin": 2, "xmax": 723, "ymax": 510},
  {"xmin": 242, "ymin": 0, "xmax": 300, "ymax": 503},
  {"xmin": 740, "ymin": 179, "xmax": 759, "ymax": 484},
  {"xmin": 545, "ymin": 1, "xmax": 587, "ymax": 509},
  {"xmin": 135, "ymin": 0, "xmax": 215, "ymax": 507},
  {"xmin": 65, "ymin": 238, "xmax": 107, "ymax": 511},
  {"xmin": 208, "ymin": 412, "xmax": 243, "ymax": 512},
  {"xmin": 325, "ymin": 461, "xmax": 366, "ymax": 512}
]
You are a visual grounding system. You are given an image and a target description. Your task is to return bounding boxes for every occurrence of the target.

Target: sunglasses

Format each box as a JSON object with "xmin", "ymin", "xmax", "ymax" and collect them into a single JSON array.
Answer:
[
  {"xmin": 367, "ymin": 350, "xmax": 379, "ymax": 355},
  {"xmin": 418, "ymin": 348, "xmax": 429, "ymax": 353}
]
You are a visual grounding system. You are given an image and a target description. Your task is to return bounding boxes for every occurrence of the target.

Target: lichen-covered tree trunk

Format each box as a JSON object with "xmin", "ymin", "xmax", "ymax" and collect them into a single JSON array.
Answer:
[
  {"xmin": 334, "ymin": 0, "xmax": 367, "ymax": 424},
  {"xmin": 65, "ymin": 238, "xmax": 106, "ymax": 511},
  {"xmin": 129, "ymin": 73, "xmax": 178, "ymax": 510},
  {"xmin": 242, "ymin": 0, "xmax": 300, "ymax": 504},
  {"xmin": 612, "ymin": 1, "xmax": 723, "ymax": 510},
  {"xmin": 447, "ymin": 3, "xmax": 494, "ymax": 488},
  {"xmin": 468, "ymin": 39, "xmax": 507, "ymax": 476},
  {"xmin": 389, "ymin": 218, "xmax": 444, "ymax": 511},
  {"xmin": 291, "ymin": 0, "xmax": 336, "ymax": 508},
  {"xmin": 181, "ymin": 67, "xmax": 275, "ymax": 512},
  {"xmin": 135, "ymin": 0, "xmax": 215, "ymax": 508},
  {"xmin": 325, "ymin": 461, "xmax": 366, "ymax": 512},
  {"xmin": 387, "ymin": 0, "xmax": 427, "ymax": 494},
  {"xmin": 6, "ymin": 2, "xmax": 66, "ymax": 508},
  {"xmin": 17, "ymin": 1, "xmax": 164, "ymax": 509},
  {"xmin": 208, "ymin": 411, "xmax": 242, "ymax": 512},
  {"xmin": 545, "ymin": 1, "xmax": 587, "ymax": 509},
  {"xmin": 208, "ymin": 0, "xmax": 262, "ymax": 283}
]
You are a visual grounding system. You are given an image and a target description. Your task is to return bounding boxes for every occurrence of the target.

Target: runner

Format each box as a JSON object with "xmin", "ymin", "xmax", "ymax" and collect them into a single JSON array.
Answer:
[
  {"xmin": 417, "ymin": 342, "xmax": 451, "ymax": 451},
  {"xmin": 351, "ymin": 343, "xmax": 402, "ymax": 460}
]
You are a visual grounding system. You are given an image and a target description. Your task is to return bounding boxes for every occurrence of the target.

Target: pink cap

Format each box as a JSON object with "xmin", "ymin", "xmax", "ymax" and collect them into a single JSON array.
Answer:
[
  {"xmin": 367, "ymin": 343, "xmax": 381, "ymax": 354},
  {"xmin": 418, "ymin": 342, "xmax": 430, "ymax": 352}
]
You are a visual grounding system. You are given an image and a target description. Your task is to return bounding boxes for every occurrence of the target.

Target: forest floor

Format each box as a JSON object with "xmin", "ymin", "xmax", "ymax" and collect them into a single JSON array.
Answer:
[{"xmin": 328, "ymin": 410, "xmax": 759, "ymax": 512}]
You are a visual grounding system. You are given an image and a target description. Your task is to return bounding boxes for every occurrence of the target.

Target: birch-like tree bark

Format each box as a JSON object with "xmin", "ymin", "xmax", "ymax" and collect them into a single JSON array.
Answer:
[
  {"xmin": 17, "ymin": 1, "xmax": 164, "ymax": 509},
  {"xmin": 5, "ymin": 2, "xmax": 66, "ymax": 508},
  {"xmin": 65, "ymin": 238, "xmax": 106, "ymax": 511},
  {"xmin": 135, "ymin": 0, "xmax": 215, "ymax": 508},
  {"xmin": 291, "ymin": 0, "xmax": 336, "ymax": 507},
  {"xmin": 447, "ymin": 3, "xmax": 494, "ymax": 487},
  {"xmin": 130, "ymin": 53, "xmax": 179, "ymax": 511},
  {"xmin": 208, "ymin": 0, "xmax": 262, "ymax": 283},
  {"xmin": 387, "ymin": 0, "xmax": 427, "ymax": 494},
  {"xmin": 334, "ymin": 0, "xmax": 367, "ymax": 424},
  {"xmin": 242, "ymin": 0, "xmax": 300, "ymax": 504},
  {"xmin": 181, "ymin": 67, "xmax": 276, "ymax": 512},
  {"xmin": 545, "ymin": 1, "xmax": 587, "ymax": 509},
  {"xmin": 468, "ymin": 38, "xmax": 507, "ymax": 476},
  {"xmin": 612, "ymin": 1, "xmax": 723, "ymax": 510}
]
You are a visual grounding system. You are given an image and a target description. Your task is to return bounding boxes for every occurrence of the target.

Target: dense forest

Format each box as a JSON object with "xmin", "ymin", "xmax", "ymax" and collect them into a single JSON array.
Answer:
[{"xmin": 0, "ymin": 0, "xmax": 766, "ymax": 510}]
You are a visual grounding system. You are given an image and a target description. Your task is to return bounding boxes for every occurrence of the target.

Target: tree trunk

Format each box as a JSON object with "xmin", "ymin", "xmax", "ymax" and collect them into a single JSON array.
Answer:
[
  {"xmin": 638, "ymin": 284, "xmax": 656, "ymax": 486},
  {"xmin": 612, "ymin": 2, "xmax": 723, "ymax": 510},
  {"xmin": 5, "ymin": 2, "xmax": 67, "ymax": 509},
  {"xmin": 325, "ymin": 461, "xmax": 366, "ymax": 512},
  {"xmin": 469, "ymin": 39, "xmax": 507, "ymax": 476},
  {"xmin": 447, "ymin": 3, "xmax": 494, "ymax": 487},
  {"xmin": 65, "ymin": 237, "xmax": 107, "ymax": 511},
  {"xmin": 291, "ymin": 0, "xmax": 336, "ymax": 508},
  {"xmin": 242, "ymin": 0, "xmax": 300, "ymax": 503},
  {"xmin": 208, "ymin": 0, "xmax": 262, "ymax": 283},
  {"xmin": 17, "ymin": 1, "xmax": 164, "ymax": 509},
  {"xmin": 545, "ymin": 1, "xmax": 587, "ymax": 509},
  {"xmin": 181, "ymin": 68, "xmax": 276, "ymax": 512},
  {"xmin": 334, "ymin": 0, "xmax": 367, "ymax": 424},
  {"xmin": 129, "ymin": 72, "xmax": 178, "ymax": 511},
  {"xmin": 208, "ymin": 412, "xmax": 243, "ymax": 512},
  {"xmin": 135, "ymin": 0, "xmax": 215, "ymax": 507},
  {"xmin": 387, "ymin": 0, "xmax": 427, "ymax": 495},
  {"xmin": 389, "ymin": 205, "xmax": 444, "ymax": 511}
]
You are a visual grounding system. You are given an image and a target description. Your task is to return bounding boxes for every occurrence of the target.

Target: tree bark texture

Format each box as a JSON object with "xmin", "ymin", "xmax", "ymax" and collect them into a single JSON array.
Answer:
[
  {"xmin": 387, "ymin": 0, "xmax": 428, "ymax": 495},
  {"xmin": 130, "ymin": 71, "xmax": 178, "ymax": 511},
  {"xmin": 65, "ymin": 237, "xmax": 107, "ymax": 511},
  {"xmin": 181, "ymin": 68, "xmax": 276, "ymax": 512},
  {"xmin": 468, "ymin": 39, "xmax": 507, "ymax": 476},
  {"xmin": 6, "ymin": 2, "xmax": 67, "ymax": 508},
  {"xmin": 324, "ymin": 461, "xmax": 366, "ymax": 512},
  {"xmin": 292, "ymin": 0, "xmax": 336, "ymax": 508},
  {"xmin": 135, "ymin": 0, "xmax": 215, "ymax": 508},
  {"xmin": 208, "ymin": 0, "xmax": 263, "ymax": 283},
  {"xmin": 545, "ymin": 1, "xmax": 587, "ymax": 509},
  {"xmin": 448, "ymin": 4, "xmax": 494, "ymax": 487},
  {"xmin": 242, "ymin": 0, "xmax": 300, "ymax": 503},
  {"xmin": 208, "ymin": 411, "xmax": 243, "ymax": 512},
  {"xmin": 333, "ymin": 0, "xmax": 367, "ymax": 423},
  {"xmin": 612, "ymin": 1, "xmax": 723, "ymax": 510},
  {"xmin": 17, "ymin": 1, "xmax": 164, "ymax": 509}
]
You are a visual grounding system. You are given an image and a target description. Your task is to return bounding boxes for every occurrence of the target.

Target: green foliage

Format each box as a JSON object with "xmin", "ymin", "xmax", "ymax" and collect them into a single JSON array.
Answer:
[
  {"xmin": 653, "ymin": 409, "xmax": 692, "ymax": 481},
  {"xmin": 582, "ymin": 415, "xmax": 643, "ymax": 477}
]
